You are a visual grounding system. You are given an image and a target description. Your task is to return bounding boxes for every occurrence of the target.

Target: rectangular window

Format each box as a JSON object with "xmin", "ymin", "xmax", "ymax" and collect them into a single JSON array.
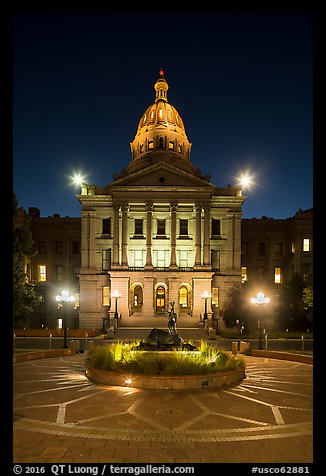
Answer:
[
  {"xmin": 102, "ymin": 249, "xmax": 111, "ymax": 270},
  {"xmin": 102, "ymin": 218, "xmax": 111, "ymax": 235},
  {"xmin": 179, "ymin": 219, "xmax": 188, "ymax": 236},
  {"xmin": 38, "ymin": 265, "xmax": 47, "ymax": 282},
  {"xmin": 275, "ymin": 243, "xmax": 283, "ymax": 256},
  {"xmin": 134, "ymin": 250, "xmax": 144, "ymax": 267},
  {"xmin": 211, "ymin": 250, "xmax": 220, "ymax": 270},
  {"xmin": 291, "ymin": 241, "xmax": 296, "ymax": 253},
  {"xmin": 258, "ymin": 242, "xmax": 266, "ymax": 256},
  {"xmin": 179, "ymin": 250, "xmax": 188, "ymax": 267},
  {"xmin": 134, "ymin": 219, "xmax": 143, "ymax": 235},
  {"xmin": 211, "ymin": 287, "xmax": 219, "ymax": 307},
  {"xmin": 73, "ymin": 265, "xmax": 80, "ymax": 283},
  {"xmin": 157, "ymin": 219, "xmax": 166, "ymax": 235},
  {"xmin": 72, "ymin": 240, "xmax": 80, "ymax": 254},
  {"xmin": 74, "ymin": 293, "xmax": 80, "ymax": 309},
  {"xmin": 242, "ymin": 242, "xmax": 248, "ymax": 256},
  {"xmin": 56, "ymin": 265, "xmax": 63, "ymax": 282},
  {"xmin": 38, "ymin": 241, "xmax": 46, "ymax": 254},
  {"xmin": 302, "ymin": 263, "xmax": 310, "ymax": 279},
  {"xmin": 102, "ymin": 286, "xmax": 110, "ymax": 307},
  {"xmin": 211, "ymin": 219, "xmax": 221, "ymax": 236},
  {"xmin": 241, "ymin": 267, "xmax": 247, "ymax": 283},
  {"xmin": 157, "ymin": 250, "xmax": 166, "ymax": 267},
  {"xmin": 275, "ymin": 267, "xmax": 282, "ymax": 284},
  {"xmin": 258, "ymin": 266, "xmax": 265, "ymax": 281},
  {"xmin": 55, "ymin": 241, "xmax": 63, "ymax": 254},
  {"xmin": 303, "ymin": 238, "xmax": 310, "ymax": 252}
]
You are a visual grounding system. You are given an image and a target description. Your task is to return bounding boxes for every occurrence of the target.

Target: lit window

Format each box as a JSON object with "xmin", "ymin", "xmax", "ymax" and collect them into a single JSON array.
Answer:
[
  {"xmin": 143, "ymin": 114, "xmax": 146, "ymax": 123},
  {"xmin": 74, "ymin": 294, "xmax": 80, "ymax": 309},
  {"xmin": 275, "ymin": 267, "xmax": 282, "ymax": 284},
  {"xmin": 103, "ymin": 287, "xmax": 110, "ymax": 307},
  {"xmin": 150, "ymin": 110, "xmax": 154, "ymax": 119},
  {"xmin": 179, "ymin": 286, "xmax": 188, "ymax": 307},
  {"xmin": 38, "ymin": 265, "xmax": 46, "ymax": 282},
  {"xmin": 303, "ymin": 239, "xmax": 310, "ymax": 252},
  {"xmin": 159, "ymin": 109, "xmax": 163, "ymax": 118},
  {"xmin": 148, "ymin": 140, "xmax": 154, "ymax": 150},
  {"xmin": 291, "ymin": 242, "xmax": 296, "ymax": 253},
  {"xmin": 169, "ymin": 141, "xmax": 174, "ymax": 150},
  {"xmin": 241, "ymin": 267, "xmax": 247, "ymax": 283},
  {"xmin": 211, "ymin": 287, "xmax": 219, "ymax": 307}
]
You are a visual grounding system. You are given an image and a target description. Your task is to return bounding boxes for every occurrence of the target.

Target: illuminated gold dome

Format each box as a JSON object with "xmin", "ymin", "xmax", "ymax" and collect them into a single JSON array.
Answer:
[{"xmin": 129, "ymin": 70, "xmax": 192, "ymax": 168}]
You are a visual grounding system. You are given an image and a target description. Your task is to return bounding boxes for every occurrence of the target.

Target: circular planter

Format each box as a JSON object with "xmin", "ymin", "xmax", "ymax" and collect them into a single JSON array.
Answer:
[{"xmin": 85, "ymin": 361, "xmax": 245, "ymax": 390}]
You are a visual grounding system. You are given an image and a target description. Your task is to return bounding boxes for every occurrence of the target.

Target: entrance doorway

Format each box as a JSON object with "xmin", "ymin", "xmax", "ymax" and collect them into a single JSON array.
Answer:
[{"xmin": 156, "ymin": 285, "xmax": 166, "ymax": 312}]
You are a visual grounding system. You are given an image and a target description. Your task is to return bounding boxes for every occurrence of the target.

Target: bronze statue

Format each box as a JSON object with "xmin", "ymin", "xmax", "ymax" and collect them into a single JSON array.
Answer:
[{"xmin": 168, "ymin": 301, "xmax": 177, "ymax": 335}]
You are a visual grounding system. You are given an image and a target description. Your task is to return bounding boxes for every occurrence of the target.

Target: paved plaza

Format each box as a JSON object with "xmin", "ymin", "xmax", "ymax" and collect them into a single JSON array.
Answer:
[{"xmin": 13, "ymin": 352, "xmax": 313, "ymax": 464}]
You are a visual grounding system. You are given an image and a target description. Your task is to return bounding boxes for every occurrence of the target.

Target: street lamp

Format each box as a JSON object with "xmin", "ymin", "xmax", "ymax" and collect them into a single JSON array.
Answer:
[
  {"xmin": 201, "ymin": 291, "xmax": 211, "ymax": 327},
  {"xmin": 112, "ymin": 290, "xmax": 121, "ymax": 323},
  {"xmin": 251, "ymin": 292, "xmax": 270, "ymax": 350},
  {"xmin": 56, "ymin": 290, "xmax": 75, "ymax": 349}
]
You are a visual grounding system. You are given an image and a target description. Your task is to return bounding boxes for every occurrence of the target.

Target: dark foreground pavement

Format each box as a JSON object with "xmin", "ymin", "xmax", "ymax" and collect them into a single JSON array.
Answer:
[{"xmin": 13, "ymin": 353, "xmax": 313, "ymax": 464}]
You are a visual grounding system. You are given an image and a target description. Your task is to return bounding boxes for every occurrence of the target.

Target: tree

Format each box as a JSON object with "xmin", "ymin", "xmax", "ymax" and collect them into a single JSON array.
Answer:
[
  {"xmin": 13, "ymin": 194, "xmax": 42, "ymax": 324},
  {"xmin": 219, "ymin": 283, "xmax": 253, "ymax": 331},
  {"xmin": 275, "ymin": 273, "xmax": 312, "ymax": 331}
]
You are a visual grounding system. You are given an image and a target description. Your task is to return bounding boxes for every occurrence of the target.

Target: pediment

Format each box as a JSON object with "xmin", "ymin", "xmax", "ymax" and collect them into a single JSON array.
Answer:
[{"xmin": 110, "ymin": 162, "xmax": 215, "ymax": 189}]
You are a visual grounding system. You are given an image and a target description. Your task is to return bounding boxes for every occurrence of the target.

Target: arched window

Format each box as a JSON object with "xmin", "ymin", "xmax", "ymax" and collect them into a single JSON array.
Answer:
[
  {"xmin": 179, "ymin": 286, "xmax": 188, "ymax": 308},
  {"xmin": 148, "ymin": 140, "xmax": 154, "ymax": 150},
  {"xmin": 134, "ymin": 285, "xmax": 143, "ymax": 307},
  {"xmin": 158, "ymin": 137, "xmax": 164, "ymax": 148},
  {"xmin": 169, "ymin": 141, "xmax": 174, "ymax": 150},
  {"xmin": 156, "ymin": 286, "xmax": 166, "ymax": 312}
]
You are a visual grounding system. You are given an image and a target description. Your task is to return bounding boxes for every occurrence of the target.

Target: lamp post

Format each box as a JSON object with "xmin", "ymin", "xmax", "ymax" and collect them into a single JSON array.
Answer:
[
  {"xmin": 56, "ymin": 290, "xmax": 75, "ymax": 349},
  {"xmin": 112, "ymin": 290, "xmax": 121, "ymax": 324},
  {"xmin": 201, "ymin": 291, "xmax": 211, "ymax": 328},
  {"xmin": 251, "ymin": 292, "xmax": 270, "ymax": 350}
]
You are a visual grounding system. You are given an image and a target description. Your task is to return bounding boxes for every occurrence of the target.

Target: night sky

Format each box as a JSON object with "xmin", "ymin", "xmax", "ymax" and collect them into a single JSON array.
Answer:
[{"xmin": 13, "ymin": 12, "xmax": 313, "ymax": 219}]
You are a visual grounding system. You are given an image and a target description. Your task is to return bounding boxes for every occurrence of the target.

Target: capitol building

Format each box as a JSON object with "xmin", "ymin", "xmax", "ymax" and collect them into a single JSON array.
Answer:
[{"xmin": 77, "ymin": 70, "xmax": 245, "ymax": 329}]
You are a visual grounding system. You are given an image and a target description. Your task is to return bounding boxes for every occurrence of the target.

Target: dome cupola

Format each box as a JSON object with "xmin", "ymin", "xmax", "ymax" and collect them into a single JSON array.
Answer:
[{"xmin": 129, "ymin": 70, "xmax": 192, "ymax": 171}]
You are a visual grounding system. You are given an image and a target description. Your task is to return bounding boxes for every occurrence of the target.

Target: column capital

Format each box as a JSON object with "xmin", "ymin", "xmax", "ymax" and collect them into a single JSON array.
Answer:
[
  {"xmin": 121, "ymin": 203, "xmax": 129, "ymax": 212},
  {"xmin": 112, "ymin": 203, "xmax": 120, "ymax": 212},
  {"xmin": 145, "ymin": 203, "xmax": 154, "ymax": 212},
  {"xmin": 170, "ymin": 202, "xmax": 178, "ymax": 212}
]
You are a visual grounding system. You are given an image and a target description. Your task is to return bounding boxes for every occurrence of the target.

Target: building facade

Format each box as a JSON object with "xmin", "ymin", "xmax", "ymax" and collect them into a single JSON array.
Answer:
[
  {"xmin": 241, "ymin": 208, "xmax": 313, "ymax": 306},
  {"xmin": 77, "ymin": 71, "xmax": 245, "ymax": 329}
]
